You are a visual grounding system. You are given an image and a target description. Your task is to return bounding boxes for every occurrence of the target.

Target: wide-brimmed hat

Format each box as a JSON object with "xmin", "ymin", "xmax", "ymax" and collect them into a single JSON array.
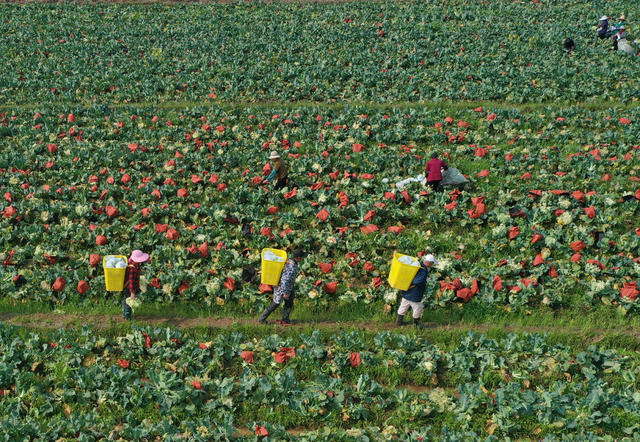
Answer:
[
  {"xmin": 423, "ymin": 254, "xmax": 438, "ymax": 264},
  {"xmin": 619, "ymin": 15, "xmax": 626, "ymax": 20},
  {"xmin": 269, "ymin": 151, "xmax": 280, "ymax": 160},
  {"xmin": 600, "ymin": 16, "xmax": 608, "ymax": 21},
  {"xmin": 130, "ymin": 250, "xmax": 149, "ymax": 263}
]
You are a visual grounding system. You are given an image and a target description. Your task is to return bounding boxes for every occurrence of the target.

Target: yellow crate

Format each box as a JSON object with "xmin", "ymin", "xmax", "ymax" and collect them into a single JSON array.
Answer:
[
  {"xmin": 103, "ymin": 255, "xmax": 128, "ymax": 292},
  {"xmin": 388, "ymin": 252, "xmax": 420, "ymax": 290},
  {"xmin": 261, "ymin": 248, "xmax": 287, "ymax": 286}
]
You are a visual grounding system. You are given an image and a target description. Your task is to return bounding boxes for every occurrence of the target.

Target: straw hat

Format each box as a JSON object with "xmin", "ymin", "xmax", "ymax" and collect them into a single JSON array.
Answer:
[
  {"xmin": 269, "ymin": 151, "xmax": 280, "ymax": 160},
  {"xmin": 130, "ymin": 250, "xmax": 149, "ymax": 263},
  {"xmin": 600, "ymin": 16, "xmax": 608, "ymax": 21},
  {"xmin": 619, "ymin": 14, "xmax": 626, "ymax": 20}
]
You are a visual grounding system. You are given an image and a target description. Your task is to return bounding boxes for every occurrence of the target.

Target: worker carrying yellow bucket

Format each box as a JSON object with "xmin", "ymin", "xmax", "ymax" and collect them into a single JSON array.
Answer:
[{"xmin": 389, "ymin": 253, "xmax": 437, "ymax": 329}]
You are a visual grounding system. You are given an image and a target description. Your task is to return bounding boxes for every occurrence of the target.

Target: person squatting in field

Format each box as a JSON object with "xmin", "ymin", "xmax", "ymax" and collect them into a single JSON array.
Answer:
[
  {"xmin": 396, "ymin": 254, "xmax": 437, "ymax": 329},
  {"xmin": 258, "ymin": 248, "xmax": 306, "ymax": 325},
  {"xmin": 265, "ymin": 150, "xmax": 289, "ymax": 190},
  {"xmin": 597, "ymin": 16, "xmax": 610, "ymax": 39}
]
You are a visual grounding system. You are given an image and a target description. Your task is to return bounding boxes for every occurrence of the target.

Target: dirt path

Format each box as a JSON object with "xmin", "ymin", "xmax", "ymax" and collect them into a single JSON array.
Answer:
[{"xmin": 2, "ymin": 312, "xmax": 639, "ymax": 343}]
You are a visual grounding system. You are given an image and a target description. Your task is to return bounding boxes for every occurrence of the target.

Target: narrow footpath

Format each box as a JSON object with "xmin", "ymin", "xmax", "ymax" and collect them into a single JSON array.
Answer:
[{"xmin": 2, "ymin": 312, "xmax": 640, "ymax": 344}]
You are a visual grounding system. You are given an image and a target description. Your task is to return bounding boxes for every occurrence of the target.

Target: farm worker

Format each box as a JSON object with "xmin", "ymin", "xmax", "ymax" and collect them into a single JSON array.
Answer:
[
  {"xmin": 615, "ymin": 27, "xmax": 629, "ymax": 41},
  {"xmin": 424, "ymin": 152, "xmax": 448, "ymax": 191},
  {"xmin": 122, "ymin": 249, "xmax": 149, "ymax": 321},
  {"xmin": 563, "ymin": 38, "xmax": 576, "ymax": 54},
  {"xmin": 258, "ymin": 248, "xmax": 306, "ymax": 325},
  {"xmin": 396, "ymin": 254, "xmax": 437, "ymax": 328},
  {"xmin": 613, "ymin": 15, "xmax": 627, "ymax": 33},
  {"xmin": 265, "ymin": 151, "xmax": 289, "ymax": 190},
  {"xmin": 597, "ymin": 16, "xmax": 610, "ymax": 39},
  {"xmin": 612, "ymin": 27, "xmax": 632, "ymax": 52}
]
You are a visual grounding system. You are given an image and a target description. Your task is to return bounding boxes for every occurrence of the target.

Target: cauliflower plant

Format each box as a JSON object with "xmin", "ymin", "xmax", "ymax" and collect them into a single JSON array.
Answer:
[
  {"xmin": 557, "ymin": 211, "xmax": 573, "ymax": 225},
  {"xmin": 545, "ymin": 235, "xmax": 558, "ymax": 248},
  {"xmin": 434, "ymin": 258, "xmax": 451, "ymax": 272},
  {"xmin": 491, "ymin": 224, "xmax": 507, "ymax": 238},
  {"xmin": 383, "ymin": 290, "xmax": 397, "ymax": 303},
  {"xmin": 558, "ymin": 198, "xmax": 571, "ymax": 209}
]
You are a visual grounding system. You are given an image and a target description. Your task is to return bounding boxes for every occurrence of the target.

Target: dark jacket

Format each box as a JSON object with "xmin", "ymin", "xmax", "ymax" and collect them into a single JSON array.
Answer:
[
  {"xmin": 401, "ymin": 264, "xmax": 429, "ymax": 302},
  {"xmin": 598, "ymin": 20, "xmax": 609, "ymax": 37}
]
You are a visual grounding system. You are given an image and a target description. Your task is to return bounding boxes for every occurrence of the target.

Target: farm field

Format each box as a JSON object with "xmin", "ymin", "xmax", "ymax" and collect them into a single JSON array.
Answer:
[
  {"xmin": 1, "ymin": 0, "xmax": 640, "ymax": 439},
  {"xmin": 2, "ymin": 1, "xmax": 640, "ymax": 105},
  {"xmin": 1, "ymin": 104, "xmax": 639, "ymax": 315},
  {"xmin": 3, "ymin": 323, "xmax": 640, "ymax": 439}
]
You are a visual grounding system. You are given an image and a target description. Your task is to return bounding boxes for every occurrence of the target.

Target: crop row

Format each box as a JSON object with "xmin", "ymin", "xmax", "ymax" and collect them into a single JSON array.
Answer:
[
  {"xmin": 1, "ymin": 324, "xmax": 639, "ymax": 440},
  {"xmin": 2, "ymin": 1, "xmax": 640, "ymax": 105}
]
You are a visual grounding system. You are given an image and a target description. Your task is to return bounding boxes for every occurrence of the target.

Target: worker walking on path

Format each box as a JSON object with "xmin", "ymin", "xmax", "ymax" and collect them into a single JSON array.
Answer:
[
  {"xmin": 258, "ymin": 248, "xmax": 306, "ymax": 325},
  {"xmin": 396, "ymin": 254, "xmax": 437, "ymax": 328},
  {"xmin": 265, "ymin": 151, "xmax": 289, "ymax": 190},
  {"xmin": 425, "ymin": 152, "xmax": 448, "ymax": 191},
  {"xmin": 122, "ymin": 250, "xmax": 149, "ymax": 321}
]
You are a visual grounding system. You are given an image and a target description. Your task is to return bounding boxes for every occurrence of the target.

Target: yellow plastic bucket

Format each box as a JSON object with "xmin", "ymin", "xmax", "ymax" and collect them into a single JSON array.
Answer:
[
  {"xmin": 261, "ymin": 248, "xmax": 287, "ymax": 285},
  {"xmin": 388, "ymin": 252, "xmax": 420, "ymax": 290},
  {"xmin": 103, "ymin": 255, "xmax": 128, "ymax": 292}
]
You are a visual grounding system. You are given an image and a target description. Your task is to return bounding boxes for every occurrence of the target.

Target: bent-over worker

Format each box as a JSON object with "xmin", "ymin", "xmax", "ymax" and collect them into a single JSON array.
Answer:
[
  {"xmin": 425, "ymin": 153, "xmax": 448, "ymax": 191},
  {"xmin": 266, "ymin": 151, "xmax": 289, "ymax": 190}
]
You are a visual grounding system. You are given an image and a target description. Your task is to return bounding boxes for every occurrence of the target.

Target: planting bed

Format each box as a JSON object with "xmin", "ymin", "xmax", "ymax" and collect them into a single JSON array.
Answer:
[{"xmin": 2, "ymin": 324, "xmax": 640, "ymax": 439}]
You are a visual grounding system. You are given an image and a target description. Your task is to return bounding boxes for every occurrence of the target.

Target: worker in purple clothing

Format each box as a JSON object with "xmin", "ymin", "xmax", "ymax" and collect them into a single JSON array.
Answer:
[
  {"xmin": 425, "ymin": 152, "xmax": 448, "ymax": 191},
  {"xmin": 597, "ymin": 16, "xmax": 610, "ymax": 39},
  {"xmin": 258, "ymin": 248, "xmax": 307, "ymax": 325}
]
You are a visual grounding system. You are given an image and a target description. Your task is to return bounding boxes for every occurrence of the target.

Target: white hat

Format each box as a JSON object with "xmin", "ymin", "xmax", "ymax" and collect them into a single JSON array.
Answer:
[
  {"xmin": 600, "ymin": 16, "xmax": 608, "ymax": 21},
  {"xmin": 423, "ymin": 254, "xmax": 437, "ymax": 264},
  {"xmin": 269, "ymin": 151, "xmax": 280, "ymax": 160}
]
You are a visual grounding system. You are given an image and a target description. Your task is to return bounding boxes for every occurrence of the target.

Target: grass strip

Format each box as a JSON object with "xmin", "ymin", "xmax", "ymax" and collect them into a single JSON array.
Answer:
[{"xmin": 0, "ymin": 97, "xmax": 637, "ymax": 112}]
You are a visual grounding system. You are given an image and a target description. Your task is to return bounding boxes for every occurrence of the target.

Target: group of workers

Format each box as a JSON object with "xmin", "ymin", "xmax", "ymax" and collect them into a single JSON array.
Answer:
[
  {"xmin": 256, "ymin": 247, "xmax": 436, "ymax": 328},
  {"xmin": 256, "ymin": 151, "xmax": 448, "ymax": 327},
  {"xmin": 263, "ymin": 150, "xmax": 449, "ymax": 192},
  {"xmin": 597, "ymin": 14, "xmax": 628, "ymax": 40},
  {"xmin": 597, "ymin": 14, "xmax": 637, "ymax": 55},
  {"xmin": 117, "ymin": 150, "xmax": 447, "ymax": 325},
  {"xmin": 564, "ymin": 14, "xmax": 636, "ymax": 56}
]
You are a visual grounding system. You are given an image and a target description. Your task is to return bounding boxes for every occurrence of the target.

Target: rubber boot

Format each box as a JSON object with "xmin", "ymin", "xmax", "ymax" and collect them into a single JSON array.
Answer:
[
  {"xmin": 281, "ymin": 306, "xmax": 293, "ymax": 325},
  {"xmin": 395, "ymin": 314, "xmax": 405, "ymax": 326},
  {"xmin": 258, "ymin": 302, "xmax": 279, "ymax": 324},
  {"xmin": 413, "ymin": 317, "xmax": 425, "ymax": 329},
  {"xmin": 122, "ymin": 297, "xmax": 132, "ymax": 321}
]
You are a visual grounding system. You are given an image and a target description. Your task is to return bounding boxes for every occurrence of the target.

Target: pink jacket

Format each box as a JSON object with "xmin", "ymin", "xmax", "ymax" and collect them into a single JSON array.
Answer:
[{"xmin": 425, "ymin": 158, "xmax": 448, "ymax": 181}]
